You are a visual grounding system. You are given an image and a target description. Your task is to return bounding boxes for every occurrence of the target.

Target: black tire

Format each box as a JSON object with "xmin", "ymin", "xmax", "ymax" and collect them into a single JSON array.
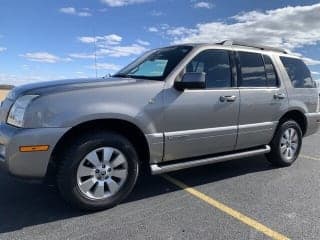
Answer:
[
  {"xmin": 266, "ymin": 120, "xmax": 302, "ymax": 167},
  {"xmin": 57, "ymin": 131, "xmax": 140, "ymax": 211}
]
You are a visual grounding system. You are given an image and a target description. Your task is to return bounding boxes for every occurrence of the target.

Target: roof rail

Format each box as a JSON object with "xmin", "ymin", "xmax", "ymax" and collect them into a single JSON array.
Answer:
[{"xmin": 218, "ymin": 40, "xmax": 287, "ymax": 54}]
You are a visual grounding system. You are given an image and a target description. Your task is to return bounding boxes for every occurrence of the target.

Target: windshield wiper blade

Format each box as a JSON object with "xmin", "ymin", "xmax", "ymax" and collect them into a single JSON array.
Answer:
[{"xmin": 112, "ymin": 73, "xmax": 132, "ymax": 78}]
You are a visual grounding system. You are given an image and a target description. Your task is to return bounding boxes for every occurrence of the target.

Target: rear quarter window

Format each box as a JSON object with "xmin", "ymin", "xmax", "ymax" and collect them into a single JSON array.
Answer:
[{"xmin": 280, "ymin": 57, "xmax": 315, "ymax": 88}]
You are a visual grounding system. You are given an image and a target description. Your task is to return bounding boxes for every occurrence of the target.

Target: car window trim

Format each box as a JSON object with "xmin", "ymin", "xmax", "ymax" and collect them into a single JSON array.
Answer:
[
  {"xmin": 280, "ymin": 56, "xmax": 315, "ymax": 89},
  {"xmin": 262, "ymin": 54, "xmax": 280, "ymax": 88},
  {"xmin": 180, "ymin": 49, "xmax": 236, "ymax": 91},
  {"xmin": 237, "ymin": 86, "xmax": 280, "ymax": 90},
  {"xmin": 236, "ymin": 51, "xmax": 269, "ymax": 88},
  {"xmin": 205, "ymin": 49, "xmax": 235, "ymax": 89}
]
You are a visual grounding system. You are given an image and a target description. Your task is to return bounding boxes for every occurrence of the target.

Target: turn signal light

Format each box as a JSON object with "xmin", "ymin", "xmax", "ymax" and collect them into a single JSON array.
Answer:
[{"xmin": 19, "ymin": 145, "xmax": 49, "ymax": 152}]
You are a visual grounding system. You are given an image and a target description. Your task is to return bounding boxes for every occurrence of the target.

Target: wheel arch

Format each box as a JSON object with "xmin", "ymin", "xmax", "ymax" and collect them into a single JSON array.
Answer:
[
  {"xmin": 45, "ymin": 118, "xmax": 151, "ymax": 182},
  {"xmin": 278, "ymin": 109, "xmax": 307, "ymax": 136}
]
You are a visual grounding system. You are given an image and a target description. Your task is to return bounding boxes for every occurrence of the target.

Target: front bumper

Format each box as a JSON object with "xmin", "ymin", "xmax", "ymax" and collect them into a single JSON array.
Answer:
[
  {"xmin": 0, "ymin": 123, "xmax": 69, "ymax": 178},
  {"xmin": 305, "ymin": 112, "xmax": 320, "ymax": 136}
]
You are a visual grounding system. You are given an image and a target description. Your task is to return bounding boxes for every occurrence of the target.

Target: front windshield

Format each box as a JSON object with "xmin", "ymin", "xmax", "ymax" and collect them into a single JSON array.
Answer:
[{"xmin": 113, "ymin": 46, "xmax": 193, "ymax": 81}]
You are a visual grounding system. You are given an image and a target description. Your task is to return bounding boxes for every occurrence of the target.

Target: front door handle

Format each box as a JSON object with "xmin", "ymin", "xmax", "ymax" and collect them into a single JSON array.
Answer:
[
  {"xmin": 220, "ymin": 95, "xmax": 237, "ymax": 102},
  {"xmin": 274, "ymin": 93, "xmax": 286, "ymax": 100}
]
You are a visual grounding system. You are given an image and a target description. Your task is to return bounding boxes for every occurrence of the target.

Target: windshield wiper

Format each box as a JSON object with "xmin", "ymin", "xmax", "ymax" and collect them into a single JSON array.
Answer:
[
  {"xmin": 112, "ymin": 73, "xmax": 132, "ymax": 78},
  {"xmin": 112, "ymin": 73, "xmax": 162, "ymax": 81}
]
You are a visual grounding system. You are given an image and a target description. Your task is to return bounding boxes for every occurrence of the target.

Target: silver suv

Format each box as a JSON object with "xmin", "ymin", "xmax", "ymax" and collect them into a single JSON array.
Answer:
[{"xmin": 1, "ymin": 41, "xmax": 320, "ymax": 210}]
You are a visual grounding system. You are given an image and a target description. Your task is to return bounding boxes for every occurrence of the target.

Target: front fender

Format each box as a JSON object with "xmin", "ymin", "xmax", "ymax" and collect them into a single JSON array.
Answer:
[{"xmin": 23, "ymin": 84, "xmax": 164, "ymax": 135}]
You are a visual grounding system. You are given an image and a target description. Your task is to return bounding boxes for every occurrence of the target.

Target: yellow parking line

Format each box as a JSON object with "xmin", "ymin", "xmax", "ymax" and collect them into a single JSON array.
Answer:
[
  {"xmin": 162, "ymin": 174, "xmax": 290, "ymax": 240},
  {"xmin": 301, "ymin": 154, "xmax": 320, "ymax": 161}
]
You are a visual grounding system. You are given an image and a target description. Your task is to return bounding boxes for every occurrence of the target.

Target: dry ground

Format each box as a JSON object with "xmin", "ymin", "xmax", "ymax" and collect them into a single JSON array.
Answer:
[
  {"xmin": 0, "ymin": 132, "xmax": 319, "ymax": 239},
  {"xmin": 0, "ymin": 90, "xmax": 8, "ymax": 101}
]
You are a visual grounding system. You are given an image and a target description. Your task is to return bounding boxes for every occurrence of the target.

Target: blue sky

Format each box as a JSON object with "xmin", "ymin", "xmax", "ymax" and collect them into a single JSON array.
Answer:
[{"xmin": 1, "ymin": 0, "xmax": 320, "ymax": 85}]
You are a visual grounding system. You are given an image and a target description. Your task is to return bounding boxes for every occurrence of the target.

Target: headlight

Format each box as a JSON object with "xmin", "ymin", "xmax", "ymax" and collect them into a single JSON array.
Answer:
[{"xmin": 7, "ymin": 95, "xmax": 39, "ymax": 127}]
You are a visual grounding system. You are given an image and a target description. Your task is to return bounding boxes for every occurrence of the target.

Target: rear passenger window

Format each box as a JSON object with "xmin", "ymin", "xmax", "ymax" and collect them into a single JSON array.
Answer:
[
  {"xmin": 238, "ymin": 52, "xmax": 267, "ymax": 87},
  {"xmin": 263, "ymin": 55, "xmax": 278, "ymax": 87},
  {"xmin": 280, "ymin": 57, "xmax": 315, "ymax": 88},
  {"xmin": 186, "ymin": 50, "xmax": 232, "ymax": 88}
]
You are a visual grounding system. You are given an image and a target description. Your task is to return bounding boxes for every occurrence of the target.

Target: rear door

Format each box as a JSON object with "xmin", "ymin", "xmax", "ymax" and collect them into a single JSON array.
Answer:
[
  {"xmin": 235, "ymin": 51, "xmax": 288, "ymax": 150},
  {"xmin": 163, "ymin": 49, "xmax": 240, "ymax": 161}
]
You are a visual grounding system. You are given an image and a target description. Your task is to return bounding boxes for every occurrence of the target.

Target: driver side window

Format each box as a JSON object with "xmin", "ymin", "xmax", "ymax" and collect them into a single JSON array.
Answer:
[{"xmin": 185, "ymin": 49, "xmax": 232, "ymax": 88}]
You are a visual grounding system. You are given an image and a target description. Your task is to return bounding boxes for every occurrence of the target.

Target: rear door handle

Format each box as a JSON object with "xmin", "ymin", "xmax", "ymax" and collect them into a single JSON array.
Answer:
[
  {"xmin": 220, "ymin": 95, "xmax": 237, "ymax": 102},
  {"xmin": 274, "ymin": 93, "xmax": 286, "ymax": 100}
]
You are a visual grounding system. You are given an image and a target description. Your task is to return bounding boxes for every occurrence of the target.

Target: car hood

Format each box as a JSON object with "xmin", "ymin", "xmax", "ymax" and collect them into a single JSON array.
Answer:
[{"xmin": 8, "ymin": 77, "xmax": 157, "ymax": 99}]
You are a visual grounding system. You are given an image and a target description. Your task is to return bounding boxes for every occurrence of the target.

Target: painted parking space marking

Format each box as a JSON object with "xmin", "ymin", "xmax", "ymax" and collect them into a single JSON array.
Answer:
[
  {"xmin": 301, "ymin": 154, "xmax": 320, "ymax": 161},
  {"xmin": 162, "ymin": 174, "xmax": 290, "ymax": 240}
]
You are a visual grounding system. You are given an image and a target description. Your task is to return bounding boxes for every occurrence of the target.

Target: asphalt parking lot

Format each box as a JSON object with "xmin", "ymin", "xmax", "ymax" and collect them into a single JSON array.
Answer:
[{"xmin": 0, "ymin": 132, "xmax": 320, "ymax": 240}]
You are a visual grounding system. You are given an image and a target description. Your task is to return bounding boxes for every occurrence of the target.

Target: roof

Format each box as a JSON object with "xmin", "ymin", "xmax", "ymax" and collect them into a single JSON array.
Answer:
[{"xmin": 172, "ymin": 40, "xmax": 289, "ymax": 54}]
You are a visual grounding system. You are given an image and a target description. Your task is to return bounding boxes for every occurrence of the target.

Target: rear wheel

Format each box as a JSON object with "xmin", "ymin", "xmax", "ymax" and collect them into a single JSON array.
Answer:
[
  {"xmin": 57, "ymin": 131, "xmax": 139, "ymax": 211},
  {"xmin": 266, "ymin": 120, "xmax": 302, "ymax": 167}
]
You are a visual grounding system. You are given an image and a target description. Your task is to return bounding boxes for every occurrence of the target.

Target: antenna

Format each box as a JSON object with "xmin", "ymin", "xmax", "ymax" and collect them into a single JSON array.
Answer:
[{"xmin": 93, "ymin": 27, "xmax": 98, "ymax": 78}]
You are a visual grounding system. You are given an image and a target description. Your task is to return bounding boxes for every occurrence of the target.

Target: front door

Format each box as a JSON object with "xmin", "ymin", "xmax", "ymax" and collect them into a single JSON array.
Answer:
[{"xmin": 163, "ymin": 49, "xmax": 240, "ymax": 161}]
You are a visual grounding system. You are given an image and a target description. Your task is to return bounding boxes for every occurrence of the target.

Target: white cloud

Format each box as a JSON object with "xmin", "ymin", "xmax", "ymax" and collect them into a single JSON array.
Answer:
[
  {"xmin": 20, "ymin": 52, "xmax": 72, "ymax": 63},
  {"xmin": 0, "ymin": 73, "xmax": 69, "ymax": 86},
  {"xmin": 136, "ymin": 39, "xmax": 150, "ymax": 46},
  {"xmin": 167, "ymin": 27, "xmax": 195, "ymax": 37},
  {"xmin": 97, "ymin": 44, "xmax": 147, "ymax": 57},
  {"xmin": 60, "ymin": 7, "xmax": 76, "ymax": 14},
  {"xmin": 160, "ymin": 3, "xmax": 320, "ymax": 65},
  {"xmin": 77, "ymin": 36, "xmax": 96, "ymax": 44},
  {"xmin": 59, "ymin": 7, "xmax": 92, "ymax": 17},
  {"xmin": 100, "ymin": 0, "xmax": 151, "ymax": 7},
  {"xmin": 193, "ymin": 1, "xmax": 214, "ymax": 9},
  {"xmin": 95, "ymin": 34, "xmax": 122, "ymax": 46},
  {"xmin": 78, "ymin": 34, "xmax": 122, "ymax": 46},
  {"xmin": 0, "ymin": 73, "xmax": 43, "ymax": 85},
  {"xmin": 147, "ymin": 24, "xmax": 170, "ymax": 34},
  {"xmin": 75, "ymin": 71, "xmax": 90, "ymax": 78},
  {"xmin": 311, "ymin": 71, "xmax": 320, "ymax": 75},
  {"xmin": 88, "ymin": 63, "xmax": 122, "ymax": 71},
  {"xmin": 168, "ymin": 3, "xmax": 320, "ymax": 48},
  {"xmin": 69, "ymin": 53, "xmax": 98, "ymax": 59},
  {"xmin": 303, "ymin": 57, "xmax": 320, "ymax": 66},
  {"xmin": 287, "ymin": 51, "xmax": 320, "ymax": 66},
  {"xmin": 76, "ymin": 34, "xmax": 148, "ymax": 58},
  {"xmin": 148, "ymin": 27, "xmax": 158, "ymax": 33},
  {"xmin": 77, "ymin": 12, "xmax": 92, "ymax": 17},
  {"xmin": 0, "ymin": 47, "xmax": 6, "ymax": 52}
]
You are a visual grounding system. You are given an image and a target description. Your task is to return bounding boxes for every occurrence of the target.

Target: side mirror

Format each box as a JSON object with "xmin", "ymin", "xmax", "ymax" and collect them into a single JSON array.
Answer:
[{"xmin": 174, "ymin": 72, "xmax": 206, "ymax": 91}]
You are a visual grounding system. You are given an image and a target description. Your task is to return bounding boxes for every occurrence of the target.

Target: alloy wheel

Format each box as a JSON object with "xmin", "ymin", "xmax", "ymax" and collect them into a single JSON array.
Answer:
[{"xmin": 76, "ymin": 147, "xmax": 128, "ymax": 200}]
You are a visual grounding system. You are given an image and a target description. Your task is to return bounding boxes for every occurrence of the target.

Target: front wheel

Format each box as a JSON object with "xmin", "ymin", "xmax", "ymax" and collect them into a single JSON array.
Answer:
[
  {"xmin": 266, "ymin": 120, "xmax": 302, "ymax": 167},
  {"xmin": 57, "ymin": 131, "xmax": 140, "ymax": 211}
]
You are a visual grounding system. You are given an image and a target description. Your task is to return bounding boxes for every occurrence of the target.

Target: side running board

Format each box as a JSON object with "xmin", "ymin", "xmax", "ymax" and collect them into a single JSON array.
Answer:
[{"xmin": 150, "ymin": 145, "xmax": 271, "ymax": 175}]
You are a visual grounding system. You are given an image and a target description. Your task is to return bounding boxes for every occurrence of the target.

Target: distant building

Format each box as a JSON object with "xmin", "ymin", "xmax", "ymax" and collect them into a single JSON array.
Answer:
[{"xmin": 0, "ymin": 85, "xmax": 14, "ymax": 90}]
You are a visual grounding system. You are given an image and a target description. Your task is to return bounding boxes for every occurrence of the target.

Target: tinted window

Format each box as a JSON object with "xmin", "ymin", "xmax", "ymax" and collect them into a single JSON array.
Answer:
[
  {"xmin": 263, "ymin": 55, "xmax": 278, "ymax": 86},
  {"xmin": 280, "ymin": 57, "xmax": 315, "ymax": 88},
  {"xmin": 238, "ymin": 52, "xmax": 267, "ymax": 87},
  {"xmin": 186, "ymin": 50, "xmax": 232, "ymax": 88}
]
